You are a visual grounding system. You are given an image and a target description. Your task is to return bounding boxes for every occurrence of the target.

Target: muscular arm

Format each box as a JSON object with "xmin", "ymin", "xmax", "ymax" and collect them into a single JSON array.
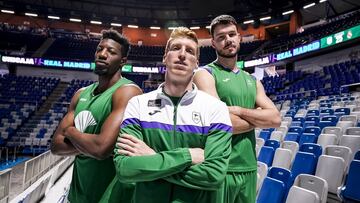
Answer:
[
  {"xmin": 50, "ymin": 89, "xmax": 83, "ymax": 156},
  {"xmin": 229, "ymin": 80, "xmax": 281, "ymax": 128},
  {"xmin": 63, "ymin": 85, "xmax": 142, "ymax": 160},
  {"xmin": 193, "ymin": 69, "xmax": 253, "ymax": 134}
]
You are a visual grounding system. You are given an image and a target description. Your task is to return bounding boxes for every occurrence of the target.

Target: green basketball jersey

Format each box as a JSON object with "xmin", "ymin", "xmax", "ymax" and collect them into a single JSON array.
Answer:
[
  {"xmin": 68, "ymin": 77, "xmax": 134, "ymax": 203},
  {"xmin": 205, "ymin": 62, "xmax": 257, "ymax": 172}
]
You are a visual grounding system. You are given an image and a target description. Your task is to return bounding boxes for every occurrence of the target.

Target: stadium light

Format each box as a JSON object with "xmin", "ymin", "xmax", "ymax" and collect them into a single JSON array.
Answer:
[
  {"xmin": 1, "ymin": 10, "xmax": 14, "ymax": 14},
  {"xmin": 260, "ymin": 16, "xmax": 271, "ymax": 21},
  {"xmin": 243, "ymin": 20, "xmax": 254, "ymax": 24},
  {"xmin": 190, "ymin": 26, "xmax": 200, "ymax": 30},
  {"xmin": 282, "ymin": 10, "xmax": 294, "ymax": 15},
  {"xmin": 150, "ymin": 26, "xmax": 161, "ymax": 29},
  {"xmin": 168, "ymin": 27, "xmax": 177, "ymax": 30},
  {"xmin": 70, "ymin": 18, "xmax": 81, "ymax": 22},
  {"xmin": 319, "ymin": 0, "xmax": 327, "ymax": 2},
  {"xmin": 206, "ymin": 26, "xmax": 211, "ymax": 29},
  {"xmin": 128, "ymin": 25, "xmax": 138, "ymax": 28},
  {"xmin": 25, "ymin": 12, "xmax": 38, "ymax": 17},
  {"xmin": 303, "ymin": 3, "xmax": 316, "ymax": 9},
  {"xmin": 48, "ymin": 15, "xmax": 60, "ymax": 20},
  {"xmin": 90, "ymin": 20, "xmax": 102, "ymax": 25},
  {"xmin": 111, "ymin": 23, "xmax": 122, "ymax": 27}
]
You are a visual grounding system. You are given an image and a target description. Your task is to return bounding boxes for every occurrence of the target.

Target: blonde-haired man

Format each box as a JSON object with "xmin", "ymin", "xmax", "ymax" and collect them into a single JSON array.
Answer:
[{"xmin": 108, "ymin": 27, "xmax": 233, "ymax": 203}]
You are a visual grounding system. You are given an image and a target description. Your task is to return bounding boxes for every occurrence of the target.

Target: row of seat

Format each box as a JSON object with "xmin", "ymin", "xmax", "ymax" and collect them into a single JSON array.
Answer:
[
  {"xmin": 260, "ymin": 10, "xmax": 360, "ymax": 55},
  {"xmin": 257, "ymin": 150, "xmax": 360, "ymax": 203},
  {"xmin": 266, "ymin": 60, "xmax": 360, "ymax": 102}
]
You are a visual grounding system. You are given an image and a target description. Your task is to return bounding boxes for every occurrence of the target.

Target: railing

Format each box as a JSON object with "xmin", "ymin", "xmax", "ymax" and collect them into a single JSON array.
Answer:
[
  {"xmin": 12, "ymin": 155, "xmax": 74, "ymax": 203},
  {"xmin": 340, "ymin": 82, "xmax": 360, "ymax": 94},
  {"xmin": 0, "ymin": 168, "xmax": 12, "ymax": 203},
  {"xmin": 22, "ymin": 151, "xmax": 63, "ymax": 191}
]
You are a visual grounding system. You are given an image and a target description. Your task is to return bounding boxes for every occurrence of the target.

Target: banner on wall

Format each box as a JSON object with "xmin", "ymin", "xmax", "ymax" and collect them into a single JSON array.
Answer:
[
  {"xmin": 121, "ymin": 64, "xmax": 133, "ymax": 73},
  {"xmin": 237, "ymin": 61, "xmax": 244, "ymax": 69},
  {"xmin": 0, "ymin": 56, "xmax": 95, "ymax": 70},
  {"xmin": 0, "ymin": 55, "xmax": 160, "ymax": 74},
  {"xmin": 3, "ymin": 24, "xmax": 360, "ymax": 73},
  {"xmin": 273, "ymin": 40, "xmax": 320, "ymax": 62},
  {"xmin": 321, "ymin": 24, "xmax": 360, "ymax": 48},
  {"xmin": 244, "ymin": 56, "xmax": 271, "ymax": 68}
]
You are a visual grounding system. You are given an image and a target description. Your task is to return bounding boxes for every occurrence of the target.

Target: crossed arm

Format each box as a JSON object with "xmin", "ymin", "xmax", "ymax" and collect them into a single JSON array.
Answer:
[
  {"xmin": 50, "ymin": 85, "xmax": 142, "ymax": 159},
  {"xmin": 114, "ymin": 98, "xmax": 232, "ymax": 190},
  {"xmin": 193, "ymin": 69, "xmax": 281, "ymax": 132},
  {"xmin": 228, "ymin": 80, "xmax": 281, "ymax": 128}
]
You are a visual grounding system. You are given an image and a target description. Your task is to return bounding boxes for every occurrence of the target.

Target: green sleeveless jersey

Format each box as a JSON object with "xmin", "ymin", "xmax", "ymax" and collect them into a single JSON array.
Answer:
[
  {"xmin": 68, "ymin": 77, "xmax": 134, "ymax": 203},
  {"xmin": 205, "ymin": 62, "xmax": 257, "ymax": 172}
]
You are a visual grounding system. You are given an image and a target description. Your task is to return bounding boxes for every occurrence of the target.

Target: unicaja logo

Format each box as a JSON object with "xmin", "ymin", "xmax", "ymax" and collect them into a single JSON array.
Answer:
[{"xmin": 74, "ymin": 110, "xmax": 97, "ymax": 132}]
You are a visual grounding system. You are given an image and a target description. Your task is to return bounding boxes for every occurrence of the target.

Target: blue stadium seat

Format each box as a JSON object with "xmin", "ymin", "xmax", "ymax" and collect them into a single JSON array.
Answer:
[
  {"xmin": 288, "ymin": 127, "xmax": 303, "ymax": 135},
  {"xmin": 299, "ymin": 143, "xmax": 322, "ymax": 161},
  {"xmin": 258, "ymin": 146, "xmax": 275, "ymax": 167},
  {"xmin": 268, "ymin": 167, "xmax": 293, "ymax": 202},
  {"xmin": 291, "ymin": 152, "xmax": 317, "ymax": 179},
  {"xmin": 335, "ymin": 107, "xmax": 351, "ymax": 117},
  {"xmin": 293, "ymin": 117, "xmax": 305, "ymax": 124},
  {"xmin": 303, "ymin": 126, "xmax": 321, "ymax": 137},
  {"xmin": 340, "ymin": 160, "xmax": 360, "ymax": 202},
  {"xmin": 290, "ymin": 121, "xmax": 303, "ymax": 127},
  {"xmin": 257, "ymin": 177, "xmax": 286, "ymax": 203},
  {"xmin": 265, "ymin": 140, "xmax": 280, "ymax": 150},
  {"xmin": 259, "ymin": 130, "xmax": 271, "ymax": 141},
  {"xmin": 321, "ymin": 115, "xmax": 338, "ymax": 123},
  {"xmin": 284, "ymin": 132, "xmax": 300, "ymax": 143},
  {"xmin": 320, "ymin": 108, "xmax": 334, "ymax": 116},
  {"xmin": 285, "ymin": 111, "xmax": 296, "ymax": 118},
  {"xmin": 318, "ymin": 121, "xmax": 335, "ymax": 129},
  {"xmin": 319, "ymin": 104, "xmax": 331, "ymax": 109},
  {"xmin": 298, "ymin": 133, "xmax": 317, "ymax": 146},
  {"xmin": 307, "ymin": 110, "xmax": 319, "ymax": 116},
  {"xmin": 354, "ymin": 151, "xmax": 360, "ymax": 160},
  {"xmin": 305, "ymin": 116, "xmax": 320, "ymax": 125}
]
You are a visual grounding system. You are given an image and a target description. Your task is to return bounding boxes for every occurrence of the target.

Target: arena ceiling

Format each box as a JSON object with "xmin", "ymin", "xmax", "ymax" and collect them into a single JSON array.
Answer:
[{"xmin": 0, "ymin": 0, "xmax": 359, "ymax": 27}]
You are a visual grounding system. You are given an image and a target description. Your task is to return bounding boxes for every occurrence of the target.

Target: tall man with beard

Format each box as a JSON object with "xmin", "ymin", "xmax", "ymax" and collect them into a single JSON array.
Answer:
[
  {"xmin": 194, "ymin": 15, "xmax": 281, "ymax": 203},
  {"xmin": 51, "ymin": 29, "xmax": 142, "ymax": 203}
]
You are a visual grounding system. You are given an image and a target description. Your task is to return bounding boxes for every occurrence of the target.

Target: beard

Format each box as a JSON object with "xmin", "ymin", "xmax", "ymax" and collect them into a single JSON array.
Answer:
[{"xmin": 216, "ymin": 45, "xmax": 240, "ymax": 58}]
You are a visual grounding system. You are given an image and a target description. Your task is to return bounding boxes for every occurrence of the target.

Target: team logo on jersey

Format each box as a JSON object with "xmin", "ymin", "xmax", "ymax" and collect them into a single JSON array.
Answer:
[
  {"xmin": 74, "ymin": 110, "xmax": 97, "ymax": 132},
  {"xmin": 246, "ymin": 79, "xmax": 253, "ymax": 86},
  {"xmin": 148, "ymin": 99, "xmax": 162, "ymax": 107},
  {"xmin": 222, "ymin": 78, "xmax": 230, "ymax": 82},
  {"xmin": 79, "ymin": 98, "xmax": 87, "ymax": 102},
  {"xmin": 192, "ymin": 112, "xmax": 201, "ymax": 124}
]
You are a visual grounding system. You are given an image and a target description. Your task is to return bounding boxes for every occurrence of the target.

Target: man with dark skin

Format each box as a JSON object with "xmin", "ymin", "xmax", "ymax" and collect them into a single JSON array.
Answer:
[{"xmin": 50, "ymin": 29, "xmax": 142, "ymax": 203}]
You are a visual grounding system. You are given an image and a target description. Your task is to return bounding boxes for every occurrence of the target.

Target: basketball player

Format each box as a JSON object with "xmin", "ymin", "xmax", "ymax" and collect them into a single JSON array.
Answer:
[
  {"xmin": 51, "ymin": 29, "xmax": 142, "ymax": 203},
  {"xmin": 194, "ymin": 15, "xmax": 281, "ymax": 203},
  {"xmin": 110, "ymin": 27, "xmax": 232, "ymax": 203}
]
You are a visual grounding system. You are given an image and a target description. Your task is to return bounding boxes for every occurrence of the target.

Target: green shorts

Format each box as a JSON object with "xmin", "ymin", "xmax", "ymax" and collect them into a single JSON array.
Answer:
[{"xmin": 219, "ymin": 170, "xmax": 257, "ymax": 203}]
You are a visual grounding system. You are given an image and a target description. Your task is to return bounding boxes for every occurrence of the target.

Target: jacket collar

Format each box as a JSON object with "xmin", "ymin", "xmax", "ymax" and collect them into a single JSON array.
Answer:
[{"xmin": 156, "ymin": 82, "xmax": 198, "ymax": 105}]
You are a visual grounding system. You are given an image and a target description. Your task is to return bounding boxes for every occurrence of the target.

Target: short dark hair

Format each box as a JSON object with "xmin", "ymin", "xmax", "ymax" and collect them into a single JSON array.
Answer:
[
  {"xmin": 210, "ymin": 15, "xmax": 238, "ymax": 37},
  {"xmin": 101, "ymin": 29, "xmax": 130, "ymax": 57}
]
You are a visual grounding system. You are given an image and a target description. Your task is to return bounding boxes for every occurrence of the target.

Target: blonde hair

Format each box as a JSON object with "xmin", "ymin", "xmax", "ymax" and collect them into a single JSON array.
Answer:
[{"xmin": 164, "ymin": 27, "xmax": 200, "ymax": 58}]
